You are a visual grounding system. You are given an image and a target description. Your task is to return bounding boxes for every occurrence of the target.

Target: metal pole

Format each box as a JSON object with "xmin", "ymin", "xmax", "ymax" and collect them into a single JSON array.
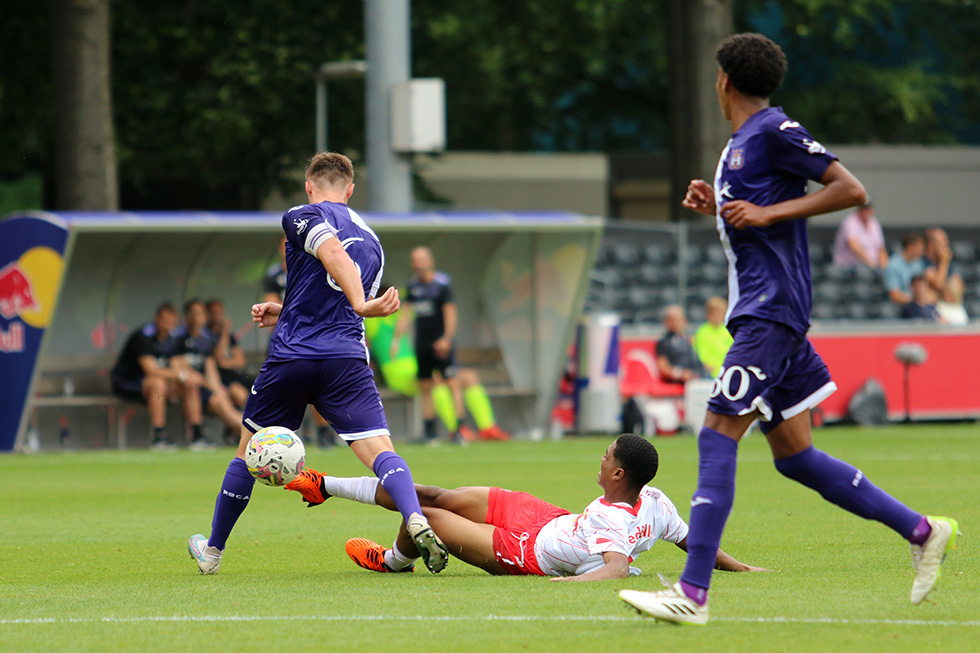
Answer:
[
  {"xmin": 365, "ymin": 0, "xmax": 413, "ymax": 212},
  {"xmin": 315, "ymin": 78, "xmax": 327, "ymax": 153}
]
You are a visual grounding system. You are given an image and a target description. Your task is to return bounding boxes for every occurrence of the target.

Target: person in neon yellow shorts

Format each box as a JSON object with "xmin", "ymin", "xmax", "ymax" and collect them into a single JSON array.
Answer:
[{"xmin": 365, "ymin": 311, "xmax": 509, "ymax": 442}]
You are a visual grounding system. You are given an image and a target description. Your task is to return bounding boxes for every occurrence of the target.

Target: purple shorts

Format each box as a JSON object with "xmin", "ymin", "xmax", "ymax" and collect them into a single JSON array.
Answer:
[
  {"xmin": 706, "ymin": 318, "xmax": 836, "ymax": 434},
  {"xmin": 242, "ymin": 358, "xmax": 389, "ymax": 442}
]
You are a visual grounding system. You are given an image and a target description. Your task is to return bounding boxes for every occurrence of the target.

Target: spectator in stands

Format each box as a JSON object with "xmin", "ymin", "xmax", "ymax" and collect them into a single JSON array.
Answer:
[
  {"xmin": 656, "ymin": 305, "xmax": 709, "ymax": 383},
  {"xmin": 899, "ymin": 276, "xmax": 943, "ymax": 322},
  {"xmin": 884, "ymin": 231, "xmax": 926, "ymax": 307},
  {"xmin": 693, "ymin": 296, "xmax": 733, "ymax": 377},
  {"xmin": 921, "ymin": 228, "xmax": 963, "ymax": 299},
  {"xmin": 936, "ymin": 277, "xmax": 969, "ymax": 325},
  {"xmin": 262, "ymin": 235, "xmax": 337, "ymax": 448},
  {"xmin": 173, "ymin": 299, "xmax": 244, "ymax": 446},
  {"xmin": 110, "ymin": 302, "xmax": 205, "ymax": 451},
  {"xmin": 206, "ymin": 299, "xmax": 253, "ymax": 409},
  {"xmin": 832, "ymin": 201, "xmax": 888, "ymax": 269}
]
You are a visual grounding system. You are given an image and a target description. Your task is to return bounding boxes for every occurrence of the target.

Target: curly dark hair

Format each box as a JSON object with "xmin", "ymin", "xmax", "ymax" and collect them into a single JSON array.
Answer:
[
  {"xmin": 613, "ymin": 433, "xmax": 660, "ymax": 489},
  {"xmin": 715, "ymin": 33, "xmax": 787, "ymax": 99}
]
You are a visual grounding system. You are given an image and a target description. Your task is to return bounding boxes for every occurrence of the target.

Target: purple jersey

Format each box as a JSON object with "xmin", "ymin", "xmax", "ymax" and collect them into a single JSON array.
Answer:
[
  {"xmin": 267, "ymin": 201, "xmax": 384, "ymax": 362},
  {"xmin": 714, "ymin": 107, "xmax": 838, "ymax": 334}
]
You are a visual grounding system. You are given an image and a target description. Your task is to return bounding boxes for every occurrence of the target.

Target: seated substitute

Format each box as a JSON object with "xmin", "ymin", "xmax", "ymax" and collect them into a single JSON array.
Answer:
[
  {"xmin": 287, "ymin": 434, "xmax": 766, "ymax": 580},
  {"xmin": 110, "ymin": 301, "xmax": 202, "ymax": 451},
  {"xmin": 205, "ymin": 298, "xmax": 253, "ymax": 409},
  {"xmin": 173, "ymin": 298, "xmax": 245, "ymax": 447}
]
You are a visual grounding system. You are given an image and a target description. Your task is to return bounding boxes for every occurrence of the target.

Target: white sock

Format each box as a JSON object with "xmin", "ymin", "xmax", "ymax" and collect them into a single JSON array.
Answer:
[
  {"xmin": 383, "ymin": 542, "xmax": 418, "ymax": 571},
  {"xmin": 322, "ymin": 476, "xmax": 379, "ymax": 505}
]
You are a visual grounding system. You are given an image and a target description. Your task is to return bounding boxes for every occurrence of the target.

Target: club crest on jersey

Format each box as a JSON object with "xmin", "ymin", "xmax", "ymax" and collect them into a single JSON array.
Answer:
[
  {"xmin": 803, "ymin": 138, "xmax": 826, "ymax": 155},
  {"xmin": 730, "ymin": 148, "xmax": 744, "ymax": 169},
  {"xmin": 293, "ymin": 218, "xmax": 309, "ymax": 234}
]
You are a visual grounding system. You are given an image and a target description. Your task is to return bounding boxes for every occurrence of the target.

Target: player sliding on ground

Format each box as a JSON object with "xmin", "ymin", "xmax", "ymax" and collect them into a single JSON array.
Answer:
[
  {"xmin": 286, "ymin": 434, "xmax": 767, "ymax": 580},
  {"xmin": 618, "ymin": 34, "xmax": 959, "ymax": 625},
  {"xmin": 188, "ymin": 153, "xmax": 448, "ymax": 575}
]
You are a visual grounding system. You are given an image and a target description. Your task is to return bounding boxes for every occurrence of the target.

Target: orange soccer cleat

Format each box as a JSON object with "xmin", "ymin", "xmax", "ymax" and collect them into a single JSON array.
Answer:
[
  {"xmin": 456, "ymin": 425, "xmax": 478, "ymax": 442},
  {"xmin": 284, "ymin": 467, "xmax": 330, "ymax": 507},
  {"xmin": 345, "ymin": 538, "xmax": 414, "ymax": 573},
  {"xmin": 479, "ymin": 425, "xmax": 511, "ymax": 441}
]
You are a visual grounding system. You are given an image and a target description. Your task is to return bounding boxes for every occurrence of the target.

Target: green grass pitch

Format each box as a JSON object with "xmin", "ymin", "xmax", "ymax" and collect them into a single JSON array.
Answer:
[{"xmin": 0, "ymin": 424, "xmax": 976, "ymax": 651}]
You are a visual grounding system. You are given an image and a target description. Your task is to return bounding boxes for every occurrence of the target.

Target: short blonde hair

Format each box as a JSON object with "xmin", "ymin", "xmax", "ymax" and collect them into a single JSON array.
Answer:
[
  {"xmin": 705, "ymin": 296, "xmax": 727, "ymax": 312},
  {"xmin": 306, "ymin": 152, "xmax": 354, "ymax": 188}
]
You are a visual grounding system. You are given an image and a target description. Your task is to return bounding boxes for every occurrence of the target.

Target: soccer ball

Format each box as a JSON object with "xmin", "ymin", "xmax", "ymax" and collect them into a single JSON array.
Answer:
[{"xmin": 245, "ymin": 427, "xmax": 306, "ymax": 486}]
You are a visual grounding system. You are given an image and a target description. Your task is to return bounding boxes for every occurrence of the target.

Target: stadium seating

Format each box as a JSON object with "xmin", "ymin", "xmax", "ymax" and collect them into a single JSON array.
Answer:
[{"xmin": 586, "ymin": 228, "xmax": 979, "ymax": 326}]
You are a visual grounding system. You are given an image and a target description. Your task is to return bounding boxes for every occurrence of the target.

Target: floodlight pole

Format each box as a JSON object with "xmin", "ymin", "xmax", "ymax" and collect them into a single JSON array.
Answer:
[
  {"xmin": 365, "ymin": 0, "xmax": 413, "ymax": 212},
  {"xmin": 314, "ymin": 60, "xmax": 367, "ymax": 153}
]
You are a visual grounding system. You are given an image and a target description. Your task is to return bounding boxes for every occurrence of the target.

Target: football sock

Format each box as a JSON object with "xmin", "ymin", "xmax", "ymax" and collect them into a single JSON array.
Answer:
[
  {"xmin": 323, "ymin": 476, "xmax": 379, "ymax": 505},
  {"xmin": 152, "ymin": 426, "xmax": 166, "ymax": 441},
  {"xmin": 384, "ymin": 542, "xmax": 418, "ymax": 570},
  {"xmin": 191, "ymin": 424, "xmax": 203, "ymax": 440},
  {"xmin": 464, "ymin": 384, "xmax": 495, "ymax": 431},
  {"xmin": 680, "ymin": 580, "xmax": 708, "ymax": 606},
  {"xmin": 423, "ymin": 418, "xmax": 438, "ymax": 440},
  {"xmin": 207, "ymin": 457, "xmax": 254, "ymax": 550},
  {"xmin": 432, "ymin": 384, "xmax": 458, "ymax": 432},
  {"xmin": 908, "ymin": 515, "xmax": 932, "ymax": 545},
  {"xmin": 680, "ymin": 427, "xmax": 739, "ymax": 593},
  {"xmin": 372, "ymin": 451, "xmax": 423, "ymax": 522},
  {"xmin": 773, "ymin": 446, "xmax": 922, "ymax": 537}
]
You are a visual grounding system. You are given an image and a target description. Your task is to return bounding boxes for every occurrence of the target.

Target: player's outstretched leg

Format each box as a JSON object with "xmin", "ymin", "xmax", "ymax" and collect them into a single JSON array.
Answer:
[
  {"xmin": 346, "ymin": 537, "xmax": 415, "ymax": 573},
  {"xmin": 773, "ymin": 445, "xmax": 959, "ymax": 603},
  {"xmin": 188, "ymin": 454, "xmax": 254, "ymax": 574},
  {"xmin": 367, "ymin": 449, "xmax": 448, "ymax": 573},
  {"xmin": 910, "ymin": 516, "xmax": 960, "ymax": 604},
  {"xmin": 285, "ymin": 467, "xmax": 332, "ymax": 507}
]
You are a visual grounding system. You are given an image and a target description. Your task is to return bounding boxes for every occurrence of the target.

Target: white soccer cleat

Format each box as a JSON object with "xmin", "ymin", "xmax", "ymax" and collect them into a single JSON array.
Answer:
[
  {"xmin": 406, "ymin": 513, "xmax": 449, "ymax": 574},
  {"xmin": 188, "ymin": 533, "xmax": 223, "ymax": 575},
  {"xmin": 619, "ymin": 576, "xmax": 709, "ymax": 626},
  {"xmin": 910, "ymin": 516, "xmax": 959, "ymax": 605}
]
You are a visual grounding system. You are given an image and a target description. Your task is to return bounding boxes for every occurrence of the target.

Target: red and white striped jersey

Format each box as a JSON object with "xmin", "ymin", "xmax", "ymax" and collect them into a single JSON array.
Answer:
[{"xmin": 534, "ymin": 486, "xmax": 688, "ymax": 577}]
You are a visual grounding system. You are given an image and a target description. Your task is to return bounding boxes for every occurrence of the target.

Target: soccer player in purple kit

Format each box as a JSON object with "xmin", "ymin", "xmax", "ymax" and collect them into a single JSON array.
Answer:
[
  {"xmin": 188, "ymin": 152, "xmax": 449, "ymax": 575},
  {"xmin": 619, "ymin": 33, "xmax": 958, "ymax": 625}
]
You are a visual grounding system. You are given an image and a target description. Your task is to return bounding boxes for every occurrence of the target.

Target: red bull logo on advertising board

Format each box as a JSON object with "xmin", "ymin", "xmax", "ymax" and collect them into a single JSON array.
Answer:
[
  {"xmin": 0, "ymin": 263, "xmax": 39, "ymax": 320},
  {"xmin": 0, "ymin": 246, "xmax": 63, "ymax": 353}
]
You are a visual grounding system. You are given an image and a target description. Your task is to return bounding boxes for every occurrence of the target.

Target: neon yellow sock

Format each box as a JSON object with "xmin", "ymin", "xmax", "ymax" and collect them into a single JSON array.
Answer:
[
  {"xmin": 464, "ymin": 384, "xmax": 495, "ymax": 431},
  {"xmin": 432, "ymin": 384, "xmax": 458, "ymax": 432}
]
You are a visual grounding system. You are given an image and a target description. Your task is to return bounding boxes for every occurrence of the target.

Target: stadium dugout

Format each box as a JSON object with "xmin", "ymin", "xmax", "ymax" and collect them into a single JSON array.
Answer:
[{"xmin": 0, "ymin": 211, "xmax": 602, "ymax": 452}]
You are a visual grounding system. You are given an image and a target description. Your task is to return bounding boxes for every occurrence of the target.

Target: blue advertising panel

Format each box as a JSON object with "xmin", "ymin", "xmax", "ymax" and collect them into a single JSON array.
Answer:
[{"xmin": 0, "ymin": 216, "xmax": 68, "ymax": 451}]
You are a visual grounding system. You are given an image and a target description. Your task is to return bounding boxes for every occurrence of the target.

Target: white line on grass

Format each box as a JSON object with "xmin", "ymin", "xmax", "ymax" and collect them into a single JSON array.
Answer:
[{"xmin": 2, "ymin": 615, "xmax": 978, "ymax": 627}]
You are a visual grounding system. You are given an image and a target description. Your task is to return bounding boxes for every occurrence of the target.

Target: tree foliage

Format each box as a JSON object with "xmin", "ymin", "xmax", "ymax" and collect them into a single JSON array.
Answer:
[
  {"xmin": 412, "ymin": 0, "xmax": 670, "ymax": 151},
  {"xmin": 738, "ymin": 0, "xmax": 980, "ymax": 144},
  {"xmin": 1, "ymin": 1, "xmax": 978, "ymax": 211}
]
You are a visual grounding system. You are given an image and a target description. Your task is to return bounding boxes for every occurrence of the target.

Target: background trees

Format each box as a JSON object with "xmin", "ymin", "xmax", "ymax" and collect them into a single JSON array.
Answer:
[{"xmin": 1, "ymin": 0, "xmax": 977, "ymax": 212}]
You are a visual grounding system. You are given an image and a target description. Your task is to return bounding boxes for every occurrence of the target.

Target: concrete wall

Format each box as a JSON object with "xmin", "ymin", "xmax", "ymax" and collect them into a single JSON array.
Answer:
[
  {"xmin": 265, "ymin": 146, "xmax": 980, "ymax": 228},
  {"xmin": 808, "ymin": 146, "xmax": 980, "ymax": 228}
]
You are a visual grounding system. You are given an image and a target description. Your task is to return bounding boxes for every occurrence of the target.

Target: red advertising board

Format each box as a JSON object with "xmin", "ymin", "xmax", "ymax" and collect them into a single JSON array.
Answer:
[{"xmin": 621, "ymin": 327, "xmax": 980, "ymax": 422}]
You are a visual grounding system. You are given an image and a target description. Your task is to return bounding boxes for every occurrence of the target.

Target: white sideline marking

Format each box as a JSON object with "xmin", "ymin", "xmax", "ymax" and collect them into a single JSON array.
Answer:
[{"xmin": 1, "ymin": 614, "xmax": 978, "ymax": 627}]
